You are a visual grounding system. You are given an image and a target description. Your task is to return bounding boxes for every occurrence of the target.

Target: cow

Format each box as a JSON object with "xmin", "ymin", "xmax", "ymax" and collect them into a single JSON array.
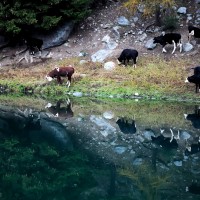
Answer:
[
  {"xmin": 153, "ymin": 32, "xmax": 182, "ymax": 54},
  {"xmin": 185, "ymin": 75, "xmax": 200, "ymax": 93},
  {"xmin": 46, "ymin": 65, "xmax": 75, "ymax": 87},
  {"xmin": 192, "ymin": 66, "xmax": 200, "ymax": 76},
  {"xmin": 188, "ymin": 25, "xmax": 200, "ymax": 42},
  {"xmin": 117, "ymin": 49, "xmax": 139, "ymax": 68},
  {"xmin": 24, "ymin": 36, "xmax": 43, "ymax": 56}
]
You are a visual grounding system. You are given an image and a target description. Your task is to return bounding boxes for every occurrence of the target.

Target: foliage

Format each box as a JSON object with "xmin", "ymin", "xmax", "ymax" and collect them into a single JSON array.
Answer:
[
  {"xmin": 0, "ymin": 0, "xmax": 93, "ymax": 37},
  {"xmin": 123, "ymin": 0, "xmax": 176, "ymax": 26},
  {"xmin": 162, "ymin": 14, "xmax": 178, "ymax": 31},
  {"xmin": 119, "ymin": 165, "xmax": 171, "ymax": 200},
  {"xmin": 0, "ymin": 136, "xmax": 96, "ymax": 200},
  {"xmin": 124, "ymin": 0, "xmax": 175, "ymax": 14}
]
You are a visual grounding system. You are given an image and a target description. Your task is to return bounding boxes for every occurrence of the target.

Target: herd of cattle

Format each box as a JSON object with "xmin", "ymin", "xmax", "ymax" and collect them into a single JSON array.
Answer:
[{"xmin": 23, "ymin": 25, "xmax": 200, "ymax": 92}]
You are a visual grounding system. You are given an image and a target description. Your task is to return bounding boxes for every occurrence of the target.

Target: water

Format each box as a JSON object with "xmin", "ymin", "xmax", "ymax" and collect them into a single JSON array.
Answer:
[{"xmin": 0, "ymin": 96, "xmax": 200, "ymax": 200}]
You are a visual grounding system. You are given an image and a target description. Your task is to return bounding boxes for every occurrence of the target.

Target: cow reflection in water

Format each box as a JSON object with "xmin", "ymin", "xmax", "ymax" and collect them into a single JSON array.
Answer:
[
  {"xmin": 151, "ymin": 134, "xmax": 178, "ymax": 149},
  {"xmin": 151, "ymin": 128, "xmax": 179, "ymax": 149},
  {"xmin": 184, "ymin": 105, "xmax": 200, "ymax": 129},
  {"xmin": 185, "ymin": 140, "xmax": 200, "ymax": 155},
  {"xmin": 45, "ymin": 99, "xmax": 73, "ymax": 119},
  {"xmin": 116, "ymin": 117, "xmax": 136, "ymax": 134},
  {"xmin": 24, "ymin": 113, "xmax": 41, "ymax": 131},
  {"xmin": 186, "ymin": 183, "xmax": 200, "ymax": 195}
]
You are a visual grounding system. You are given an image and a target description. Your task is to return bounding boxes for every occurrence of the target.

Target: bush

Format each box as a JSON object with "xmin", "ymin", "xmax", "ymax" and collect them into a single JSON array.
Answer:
[
  {"xmin": 0, "ymin": 0, "xmax": 94, "ymax": 38},
  {"xmin": 162, "ymin": 14, "xmax": 178, "ymax": 31}
]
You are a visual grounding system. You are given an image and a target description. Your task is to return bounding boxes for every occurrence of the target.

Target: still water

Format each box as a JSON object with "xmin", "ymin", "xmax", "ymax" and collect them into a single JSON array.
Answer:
[{"xmin": 0, "ymin": 96, "xmax": 200, "ymax": 200}]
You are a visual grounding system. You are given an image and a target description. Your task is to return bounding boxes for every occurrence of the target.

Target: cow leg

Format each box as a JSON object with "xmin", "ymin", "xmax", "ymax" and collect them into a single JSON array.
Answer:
[
  {"xmin": 196, "ymin": 84, "xmax": 198, "ymax": 93},
  {"xmin": 57, "ymin": 76, "xmax": 62, "ymax": 84},
  {"xmin": 171, "ymin": 40, "xmax": 176, "ymax": 54},
  {"xmin": 162, "ymin": 46, "xmax": 167, "ymax": 53},
  {"xmin": 66, "ymin": 75, "xmax": 72, "ymax": 87},
  {"xmin": 133, "ymin": 58, "xmax": 136, "ymax": 68},
  {"xmin": 179, "ymin": 41, "xmax": 183, "ymax": 52}
]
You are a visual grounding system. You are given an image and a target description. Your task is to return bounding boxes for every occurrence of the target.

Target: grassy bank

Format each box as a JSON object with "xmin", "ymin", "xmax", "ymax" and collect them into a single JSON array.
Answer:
[{"xmin": 0, "ymin": 55, "xmax": 200, "ymax": 102}]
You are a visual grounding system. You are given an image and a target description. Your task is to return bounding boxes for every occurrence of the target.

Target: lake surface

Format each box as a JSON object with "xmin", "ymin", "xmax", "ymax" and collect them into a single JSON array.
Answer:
[{"xmin": 0, "ymin": 96, "xmax": 200, "ymax": 200}]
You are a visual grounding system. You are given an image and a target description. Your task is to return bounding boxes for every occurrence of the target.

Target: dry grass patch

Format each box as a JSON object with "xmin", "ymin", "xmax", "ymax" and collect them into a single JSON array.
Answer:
[{"xmin": 0, "ymin": 55, "xmax": 200, "ymax": 100}]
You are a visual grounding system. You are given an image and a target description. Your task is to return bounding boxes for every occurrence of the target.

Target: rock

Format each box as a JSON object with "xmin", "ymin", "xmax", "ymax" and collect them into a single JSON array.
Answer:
[
  {"xmin": 102, "ymin": 35, "xmax": 118, "ymax": 50},
  {"xmin": 72, "ymin": 92, "xmax": 83, "ymax": 97},
  {"xmin": 183, "ymin": 42, "xmax": 194, "ymax": 52},
  {"xmin": 177, "ymin": 7, "xmax": 187, "ymax": 14},
  {"xmin": 102, "ymin": 35, "xmax": 110, "ymax": 43},
  {"xmin": 138, "ymin": 33, "xmax": 147, "ymax": 42},
  {"xmin": 104, "ymin": 61, "xmax": 116, "ymax": 71},
  {"xmin": 143, "ymin": 129, "xmax": 155, "ymax": 140},
  {"xmin": 91, "ymin": 49, "xmax": 113, "ymax": 62},
  {"xmin": 117, "ymin": 16, "xmax": 130, "ymax": 26},
  {"xmin": 112, "ymin": 26, "xmax": 121, "ymax": 40},
  {"xmin": 33, "ymin": 21, "xmax": 74, "ymax": 49},
  {"xmin": 133, "ymin": 158, "xmax": 143, "ymax": 165},
  {"xmin": 174, "ymin": 160, "xmax": 182, "ymax": 167},
  {"xmin": 79, "ymin": 60, "xmax": 89, "ymax": 65},
  {"xmin": 103, "ymin": 111, "xmax": 115, "ymax": 119},
  {"xmin": 145, "ymin": 38, "xmax": 157, "ymax": 50},
  {"xmin": 113, "ymin": 146, "xmax": 127, "ymax": 154}
]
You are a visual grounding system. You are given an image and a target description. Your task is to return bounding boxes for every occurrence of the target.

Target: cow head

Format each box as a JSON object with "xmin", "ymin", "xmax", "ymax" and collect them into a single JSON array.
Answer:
[{"xmin": 46, "ymin": 75, "xmax": 53, "ymax": 81}]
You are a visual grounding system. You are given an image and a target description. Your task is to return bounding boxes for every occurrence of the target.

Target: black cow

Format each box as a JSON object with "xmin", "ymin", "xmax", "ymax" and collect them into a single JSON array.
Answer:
[
  {"xmin": 192, "ymin": 66, "xmax": 200, "ymax": 76},
  {"xmin": 185, "ymin": 75, "xmax": 200, "ymax": 93},
  {"xmin": 24, "ymin": 36, "xmax": 43, "ymax": 56},
  {"xmin": 188, "ymin": 25, "xmax": 200, "ymax": 42},
  {"xmin": 153, "ymin": 32, "xmax": 182, "ymax": 54},
  {"xmin": 117, "ymin": 49, "xmax": 138, "ymax": 68}
]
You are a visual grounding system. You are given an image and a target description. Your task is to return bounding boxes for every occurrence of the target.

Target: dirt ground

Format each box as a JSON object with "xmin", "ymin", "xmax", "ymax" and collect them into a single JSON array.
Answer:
[{"xmin": 0, "ymin": 0, "xmax": 200, "ymax": 70}]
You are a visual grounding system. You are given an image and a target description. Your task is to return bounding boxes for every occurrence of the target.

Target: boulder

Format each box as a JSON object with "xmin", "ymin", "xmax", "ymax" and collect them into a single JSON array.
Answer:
[
  {"xmin": 91, "ymin": 49, "xmax": 113, "ymax": 62},
  {"xmin": 33, "ymin": 21, "xmax": 74, "ymax": 49},
  {"xmin": 104, "ymin": 61, "xmax": 116, "ymax": 71}
]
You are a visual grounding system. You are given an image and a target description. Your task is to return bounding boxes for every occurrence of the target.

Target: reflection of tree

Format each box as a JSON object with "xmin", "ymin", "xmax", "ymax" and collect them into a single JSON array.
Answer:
[
  {"xmin": 0, "ymin": 136, "xmax": 96, "ymax": 200},
  {"xmin": 118, "ymin": 165, "xmax": 171, "ymax": 200}
]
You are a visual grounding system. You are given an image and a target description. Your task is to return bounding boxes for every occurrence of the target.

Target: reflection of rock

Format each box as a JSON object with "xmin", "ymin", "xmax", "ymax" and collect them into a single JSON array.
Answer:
[
  {"xmin": 29, "ymin": 117, "xmax": 73, "ymax": 151},
  {"xmin": 90, "ymin": 115, "xmax": 116, "ymax": 137},
  {"xmin": 0, "ymin": 107, "xmax": 73, "ymax": 151}
]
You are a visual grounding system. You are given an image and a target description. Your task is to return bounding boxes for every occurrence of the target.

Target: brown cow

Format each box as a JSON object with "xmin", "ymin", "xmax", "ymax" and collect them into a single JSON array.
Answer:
[{"xmin": 46, "ymin": 65, "xmax": 75, "ymax": 87}]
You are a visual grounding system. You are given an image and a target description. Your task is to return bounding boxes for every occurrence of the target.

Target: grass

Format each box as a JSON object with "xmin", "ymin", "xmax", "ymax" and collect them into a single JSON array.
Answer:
[{"xmin": 0, "ymin": 55, "xmax": 200, "ymax": 102}]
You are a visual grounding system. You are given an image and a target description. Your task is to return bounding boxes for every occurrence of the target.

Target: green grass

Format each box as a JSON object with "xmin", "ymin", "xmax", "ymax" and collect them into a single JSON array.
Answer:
[{"xmin": 0, "ymin": 55, "xmax": 200, "ymax": 102}]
